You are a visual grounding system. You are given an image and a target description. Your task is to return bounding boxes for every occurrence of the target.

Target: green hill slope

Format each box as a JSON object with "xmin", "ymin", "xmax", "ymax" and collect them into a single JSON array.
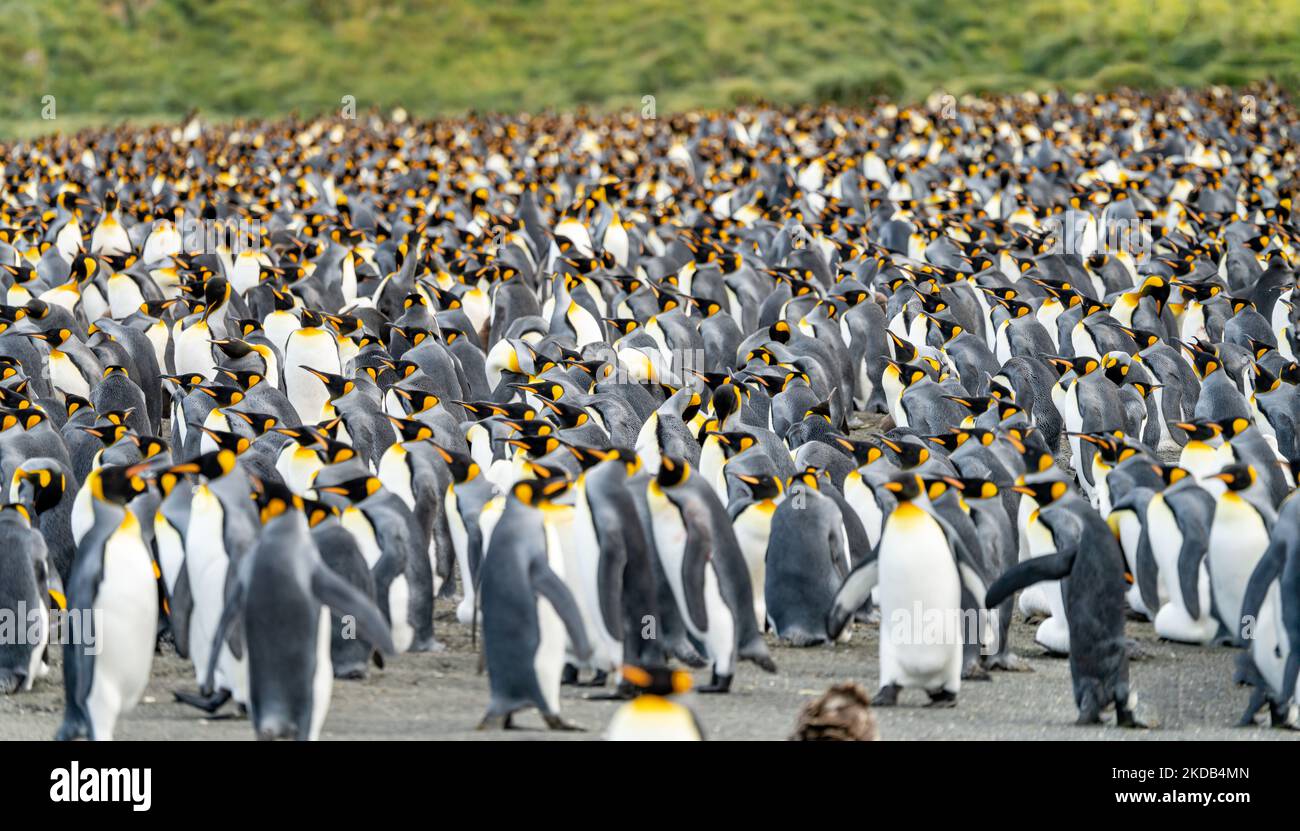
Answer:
[{"xmin": 3, "ymin": 0, "xmax": 1298, "ymax": 132}]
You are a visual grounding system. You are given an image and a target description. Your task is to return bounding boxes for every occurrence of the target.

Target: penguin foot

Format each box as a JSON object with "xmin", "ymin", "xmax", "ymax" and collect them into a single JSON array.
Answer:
[
  {"xmin": 408, "ymin": 636, "xmax": 446, "ymax": 654},
  {"xmin": 542, "ymin": 713, "xmax": 585, "ymax": 731},
  {"xmin": 1116, "ymin": 707, "xmax": 1148, "ymax": 729},
  {"xmin": 1123, "ymin": 607, "xmax": 1150, "ymax": 622},
  {"xmin": 984, "ymin": 652, "xmax": 1033, "ymax": 672},
  {"xmin": 696, "ymin": 672, "xmax": 733, "ymax": 694},
  {"xmin": 333, "ymin": 663, "xmax": 369, "ymax": 681},
  {"xmin": 584, "ymin": 684, "xmax": 635, "ymax": 702},
  {"xmin": 673, "ymin": 648, "xmax": 709, "ymax": 668},
  {"xmin": 174, "ymin": 688, "xmax": 232, "ymax": 714},
  {"xmin": 925, "ymin": 689, "xmax": 958, "ymax": 708},
  {"xmin": 961, "ymin": 662, "xmax": 991, "ymax": 681},
  {"xmin": 560, "ymin": 663, "xmax": 580, "ymax": 686},
  {"xmin": 1124, "ymin": 639, "xmax": 1152, "ymax": 661},
  {"xmin": 576, "ymin": 669, "xmax": 608, "ymax": 687},
  {"xmin": 477, "ymin": 713, "xmax": 514, "ymax": 730},
  {"xmin": 872, "ymin": 684, "xmax": 900, "ymax": 707}
]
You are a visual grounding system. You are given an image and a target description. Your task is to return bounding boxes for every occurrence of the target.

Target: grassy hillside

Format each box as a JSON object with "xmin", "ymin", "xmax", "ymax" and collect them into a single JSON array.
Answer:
[{"xmin": 3, "ymin": 0, "xmax": 1299, "ymax": 133}]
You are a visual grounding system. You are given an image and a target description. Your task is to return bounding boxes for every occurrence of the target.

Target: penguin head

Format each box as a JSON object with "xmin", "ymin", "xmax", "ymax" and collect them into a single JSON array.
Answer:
[
  {"xmin": 621, "ymin": 665, "xmax": 692, "ymax": 697},
  {"xmin": 386, "ymin": 415, "xmax": 435, "ymax": 444},
  {"xmin": 732, "ymin": 472, "xmax": 782, "ymax": 501},
  {"xmin": 23, "ymin": 326, "xmax": 74, "ymax": 348},
  {"xmin": 654, "ymin": 455, "xmax": 691, "ymax": 489},
  {"xmin": 214, "ymin": 366, "xmax": 265, "ymax": 390},
  {"xmin": 942, "ymin": 395, "xmax": 995, "ymax": 416},
  {"xmin": 1214, "ymin": 417, "xmax": 1254, "ymax": 440},
  {"xmin": 167, "ymin": 449, "xmax": 238, "ymax": 483},
  {"xmin": 537, "ymin": 397, "xmax": 590, "ymax": 429},
  {"xmin": 219, "ymin": 406, "xmax": 274, "ymax": 434},
  {"xmin": 1010, "ymin": 477, "xmax": 1069, "ymax": 506},
  {"xmin": 200, "ymin": 425, "xmax": 253, "ymax": 455},
  {"xmin": 78, "ymin": 422, "xmax": 130, "ymax": 447},
  {"xmin": 1048, "ymin": 355, "xmax": 1100, "ymax": 379},
  {"xmin": 302, "ymin": 497, "xmax": 340, "ymax": 528},
  {"xmin": 130, "ymin": 434, "xmax": 171, "ymax": 460},
  {"xmin": 708, "ymin": 431, "xmax": 757, "ymax": 458},
  {"xmin": 711, "ymin": 383, "xmax": 742, "ymax": 423},
  {"xmin": 12, "ymin": 463, "xmax": 67, "ymax": 514},
  {"xmin": 88, "ymin": 463, "xmax": 151, "ymax": 506},
  {"xmin": 1208, "ymin": 463, "xmax": 1256, "ymax": 492},
  {"xmin": 430, "ymin": 443, "xmax": 483, "ymax": 483},
  {"xmin": 254, "ymin": 479, "xmax": 304, "ymax": 524},
  {"xmin": 317, "ymin": 475, "xmax": 382, "ymax": 503},
  {"xmin": 881, "ymin": 473, "xmax": 923, "ymax": 501},
  {"xmin": 393, "ymin": 388, "xmax": 441, "ymax": 415},
  {"xmin": 943, "ymin": 476, "xmax": 1000, "ymax": 501},
  {"xmin": 1184, "ymin": 344, "xmax": 1222, "ymax": 379},
  {"xmin": 511, "ymin": 476, "xmax": 571, "ymax": 506},
  {"xmin": 790, "ymin": 466, "xmax": 825, "ymax": 492},
  {"xmin": 302, "ymin": 366, "xmax": 355, "ymax": 400},
  {"xmin": 1174, "ymin": 420, "xmax": 1222, "ymax": 443},
  {"xmin": 878, "ymin": 436, "xmax": 929, "ymax": 469},
  {"xmin": 196, "ymin": 384, "xmax": 246, "ymax": 408},
  {"xmin": 884, "ymin": 359, "xmax": 929, "ymax": 389},
  {"xmin": 314, "ymin": 439, "xmax": 358, "ymax": 465},
  {"xmin": 504, "ymin": 433, "xmax": 561, "ymax": 458},
  {"xmin": 1150, "ymin": 463, "xmax": 1192, "ymax": 488}
]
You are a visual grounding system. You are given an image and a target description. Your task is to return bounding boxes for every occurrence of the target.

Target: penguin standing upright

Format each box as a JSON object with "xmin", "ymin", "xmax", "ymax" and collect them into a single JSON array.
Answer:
[
  {"xmin": 0, "ymin": 503, "xmax": 51, "ymax": 694},
  {"xmin": 479, "ymin": 479, "xmax": 593, "ymax": 729},
  {"xmin": 1203, "ymin": 464, "xmax": 1275, "ymax": 644},
  {"xmin": 202, "ymin": 480, "xmax": 395, "ymax": 740},
  {"xmin": 57, "ymin": 464, "xmax": 156, "ymax": 740},
  {"xmin": 828, "ymin": 474, "xmax": 986, "ymax": 707},
  {"xmin": 646, "ymin": 456, "xmax": 775, "ymax": 692}
]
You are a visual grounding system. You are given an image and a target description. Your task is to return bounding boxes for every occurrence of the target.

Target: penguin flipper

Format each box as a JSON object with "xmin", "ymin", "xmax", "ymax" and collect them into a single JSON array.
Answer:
[
  {"xmin": 827, "ymin": 556, "xmax": 878, "ymax": 639},
  {"xmin": 530, "ymin": 561, "xmax": 593, "ymax": 663},
  {"xmin": 169, "ymin": 565, "xmax": 194, "ymax": 660},
  {"xmin": 1114, "ymin": 487, "xmax": 1160, "ymax": 616},
  {"xmin": 311, "ymin": 564, "xmax": 397, "ymax": 656},
  {"xmin": 1239, "ymin": 540, "xmax": 1285, "ymax": 631},
  {"xmin": 1135, "ymin": 526, "xmax": 1160, "ymax": 620},
  {"xmin": 1173, "ymin": 511, "xmax": 1211, "ymax": 622},
  {"xmin": 985, "ymin": 552, "xmax": 1076, "ymax": 610},
  {"xmin": 202, "ymin": 578, "xmax": 246, "ymax": 696}
]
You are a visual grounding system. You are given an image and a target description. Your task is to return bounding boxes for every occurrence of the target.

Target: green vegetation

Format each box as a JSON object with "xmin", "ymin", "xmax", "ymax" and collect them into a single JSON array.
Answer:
[{"xmin": 3, "ymin": 0, "xmax": 1299, "ymax": 135}]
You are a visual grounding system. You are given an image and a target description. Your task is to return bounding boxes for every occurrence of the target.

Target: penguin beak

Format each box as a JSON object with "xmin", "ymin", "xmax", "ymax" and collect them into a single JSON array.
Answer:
[{"xmin": 1010, "ymin": 485, "xmax": 1036, "ymax": 497}]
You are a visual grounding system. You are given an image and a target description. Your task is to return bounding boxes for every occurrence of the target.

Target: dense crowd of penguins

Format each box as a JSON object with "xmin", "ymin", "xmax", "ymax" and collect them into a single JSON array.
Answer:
[{"xmin": 1, "ymin": 85, "xmax": 1298, "ymax": 740}]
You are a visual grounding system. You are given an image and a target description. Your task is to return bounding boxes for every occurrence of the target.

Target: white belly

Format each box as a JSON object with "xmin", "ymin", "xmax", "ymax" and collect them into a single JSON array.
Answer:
[
  {"xmin": 877, "ymin": 505, "xmax": 962, "ymax": 690},
  {"xmin": 86, "ymin": 521, "xmax": 158, "ymax": 739}
]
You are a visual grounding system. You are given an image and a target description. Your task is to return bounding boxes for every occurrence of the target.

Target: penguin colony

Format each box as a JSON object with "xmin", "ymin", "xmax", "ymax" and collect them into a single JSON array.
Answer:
[{"xmin": 0, "ymin": 85, "xmax": 1298, "ymax": 740}]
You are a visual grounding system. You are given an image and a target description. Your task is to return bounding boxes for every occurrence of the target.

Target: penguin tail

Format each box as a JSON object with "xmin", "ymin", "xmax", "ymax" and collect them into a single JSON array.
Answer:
[
  {"xmin": 255, "ymin": 718, "xmax": 298, "ymax": 741},
  {"xmin": 54, "ymin": 715, "xmax": 91, "ymax": 741}
]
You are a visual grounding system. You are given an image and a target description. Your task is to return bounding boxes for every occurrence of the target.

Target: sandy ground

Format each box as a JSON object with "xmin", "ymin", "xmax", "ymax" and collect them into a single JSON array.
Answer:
[
  {"xmin": 3, "ymin": 414, "xmax": 1296, "ymax": 741},
  {"xmin": 2, "ymin": 609, "xmax": 1297, "ymax": 741}
]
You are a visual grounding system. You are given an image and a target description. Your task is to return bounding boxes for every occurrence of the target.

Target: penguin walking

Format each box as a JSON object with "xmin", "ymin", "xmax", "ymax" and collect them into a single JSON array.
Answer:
[{"xmin": 985, "ymin": 490, "xmax": 1143, "ymax": 727}]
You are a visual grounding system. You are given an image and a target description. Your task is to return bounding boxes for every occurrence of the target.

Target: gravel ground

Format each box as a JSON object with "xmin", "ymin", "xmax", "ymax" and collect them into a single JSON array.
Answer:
[{"xmin": 2, "ymin": 610, "xmax": 1297, "ymax": 741}]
